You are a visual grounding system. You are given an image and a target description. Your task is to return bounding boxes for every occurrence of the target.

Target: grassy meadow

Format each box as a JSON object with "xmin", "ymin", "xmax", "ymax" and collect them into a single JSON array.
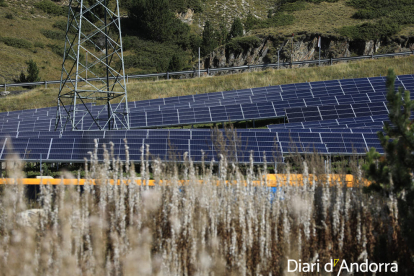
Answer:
[{"xmin": 0, "ymin": 55, "xmax": 413, "ymax": 112}]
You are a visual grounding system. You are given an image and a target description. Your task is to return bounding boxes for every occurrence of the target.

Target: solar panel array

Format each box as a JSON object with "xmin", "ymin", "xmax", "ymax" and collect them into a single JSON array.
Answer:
[
  {"xmin": 0, "ymin": 74, "xmax": 412, "ymax": 163},
  {"xmin": 3, "ymin": 74, "xmax": 410, "ymax": 130},
  {"xmin": 0, "ymin": 129, "xmax": 385, "ymax": 163}
]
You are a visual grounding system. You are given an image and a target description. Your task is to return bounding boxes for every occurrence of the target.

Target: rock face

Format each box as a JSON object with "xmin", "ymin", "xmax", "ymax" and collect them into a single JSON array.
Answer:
[
  {"xmin": 196, "ymin": 33, "xmax": 414, "ymax": 75},
  {"xmin": 176, "ymin": 9, "xmax": 194, "ymax": 25},
  {"xmin": 200, "ymin": 38, "xmax": 272, "ymax": 72},
  {"xmin": 0, "ymin": 91, "xmax": 10, "ymax": 97}
]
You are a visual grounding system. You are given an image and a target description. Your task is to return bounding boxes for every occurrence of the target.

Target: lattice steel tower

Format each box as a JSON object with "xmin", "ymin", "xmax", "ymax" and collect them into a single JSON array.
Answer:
[{"xmin": 56, "ymin": 0, "xmax": 129, "ymax": 131}]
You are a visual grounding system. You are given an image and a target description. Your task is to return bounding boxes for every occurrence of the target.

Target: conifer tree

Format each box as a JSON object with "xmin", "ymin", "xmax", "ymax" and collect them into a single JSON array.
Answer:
[
  {"xmin": 127, "ymin": 0, "xmax": 189, "ymax": 44},
  {"xmin": 201, "ymin": 20, "xmax": 217, "ymax": 56},
  {"xmin": 363, "ymin": 68, "xmax": 414, "ymax": 253},
  {"xmin": 15, "ymin": 60, "xmax": 40, "ymax": 88},
  {"xmin": 218, "ymin": 22, "xmax": 228, "ymax": 45},
  {"xmin": 228, "ymin": 17, "xmax": 243, "ymax": 40},
  {"xmin": 25, "ymin": 60, "xmax": 40, "ymax": 82},
  {"xmin": 244, "ymin": 12, "xmax": 257, "ymax": 32},
  {"xmin": 167, "ymin": 54, "xmax": 183, "ymax": 72}
]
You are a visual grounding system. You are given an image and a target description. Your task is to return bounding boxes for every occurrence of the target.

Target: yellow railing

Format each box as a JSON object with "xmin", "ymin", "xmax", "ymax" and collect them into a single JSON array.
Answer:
[{"xmin": 0, "ymin": 174, "xmax": 370, "ymax": 187}]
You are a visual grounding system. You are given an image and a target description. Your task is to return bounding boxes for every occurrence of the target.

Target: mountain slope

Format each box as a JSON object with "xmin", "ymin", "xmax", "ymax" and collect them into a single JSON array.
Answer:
[{"xmin": 0, "ymin": 0, "xmax": 413, "ymax": 86}]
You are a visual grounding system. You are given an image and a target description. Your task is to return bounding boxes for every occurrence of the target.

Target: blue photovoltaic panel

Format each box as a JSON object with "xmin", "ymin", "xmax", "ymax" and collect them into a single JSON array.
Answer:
[
  {"xmin": 0, "ymin": 128, "xmax": 379, "ymax": 162},
  {"xmin": 0, "ymin": 75, "xmax": 405, "ymax": 123},
  {"xmin": 1, "ymin": 74, "xmax": 412, "ymax": 162}
]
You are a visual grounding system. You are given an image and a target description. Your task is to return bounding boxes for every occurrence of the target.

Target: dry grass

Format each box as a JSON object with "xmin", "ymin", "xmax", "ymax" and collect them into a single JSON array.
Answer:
[
  {"xmin": 0, "ymin": 1, "xmax": 66, "ymax": 83},
  {"xmin": 0, "ymin": 141, "xmax": 412, "ymax": 275},
  {"xmin": 252, "ymin": 0, "xmax": 369, "ymax": 37},
  {"xmin": 1, "ymin": 55, "xmax": 413, "ymax": 112}
]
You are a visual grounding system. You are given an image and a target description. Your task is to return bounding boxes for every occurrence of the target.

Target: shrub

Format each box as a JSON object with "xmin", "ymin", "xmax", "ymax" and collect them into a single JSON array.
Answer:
[
  {"xmin": 247, "ymin": 12, "xmax": 294, "ymax": 30},
  {"xmin": 14, "ymin": 59, "xmax": 40, "ymax": 88},
  {"xmin": 244, "ymin": 12, "xmax": 260, "ymax": 32},
  {"xmin": 338, "ymin": 19, "xmax": 400, "ymax": 40},
  {"xmin": 123, "ymin": 36, "xmax": 140, "ymax": 51},
  {"xmin": 34, "ymin": 0, "xmax": 66, "ymax": 16},
  {"xmin": 167, "ymin": 53, "xmax": 184, "ymax": 72},
  {"xmin": 0, "ymin": 0, "xmax": 8, "ymax": 7},
  {"xmin": 122, "ymin": 38, "xmax": 188, "ymax": 72},
  {"xmin": 34, "ymin": 41, "xmax": 45, "ymax": 48},
  {"xmin": 53, "ymin": 19, "xmax": 93, "ymax": 33},
  {"xmin": 47, "ymin": 43, "xmax": 65, "ymax": 56},
  {"xmin": 0, "ymin": 36, "xmax": 32, "ymax": 49},
  {"xmin": 169, "ymin": 0, "xmax": 203, "ymax": 13},
  {"xmin": 127, "ymin": 0, "xmax": 190, "ymax": 44},
  {"xmin": 226, "ymin": 36, "xmax": 261, "ymax": 54},
  {"xmin": 347, "ymin": 0, "xmax": 414, "ymax": 30},
  {"xmin": 352, "ymin": 9, "xmax": 386, "ymax": 19},
  {"xmin": 279, "ymin": 1, "xmax": 307, "ymax": 12},
  {"xmin": 5, "ymin": 12, "xmax": 13, "ymax": 19},
  {"xmin": 40, "ymin": 29, "xmax": 65, "ymax": 40}
]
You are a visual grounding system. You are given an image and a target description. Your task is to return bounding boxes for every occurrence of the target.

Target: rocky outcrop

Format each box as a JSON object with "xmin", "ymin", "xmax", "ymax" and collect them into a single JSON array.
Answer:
[
  {"xmin": 203, "ymin": 38, "xmax": 271, "ymax": 69},
  {"xmin": 176, "ymin": 9, "xmax": 195, "ymax": 25},
  {"xmin": 196, "ymin": 33, "xmax": 414, "ymax": 75},
  {"xmin": 0, "ymin": 91, "xmax": 10, "ymax": 97}
]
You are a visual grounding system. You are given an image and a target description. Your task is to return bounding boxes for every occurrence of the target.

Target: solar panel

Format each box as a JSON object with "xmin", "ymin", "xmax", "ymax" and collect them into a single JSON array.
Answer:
[
  {"xmin": 0, "ymin": 74, "xmax": 407, "ymax": 130},
  {"xmin": 1, "ymin": 74, "xmax": 412, "ymax": 162}
]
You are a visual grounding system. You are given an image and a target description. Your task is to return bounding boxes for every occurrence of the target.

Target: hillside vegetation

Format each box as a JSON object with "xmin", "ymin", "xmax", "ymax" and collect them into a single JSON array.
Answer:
[
  {"xmin": 0, "ymin": 0, "xmax": 414, "ymax": 85},
  {"xmin": 0, "ymin": 55, "xmax": 413, "ymax": 112}
]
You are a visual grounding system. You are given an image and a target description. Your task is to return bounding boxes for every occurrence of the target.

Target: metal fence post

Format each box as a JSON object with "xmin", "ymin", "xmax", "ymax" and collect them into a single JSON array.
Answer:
[
  {"xmin": 45, "ymin": 81, "xmax": 47, "ymax": 89},
  {"xmin": 166, "ymin": 72, "xmax": 169, "ymax": 80},
  {"xmin": 278, "ymin": 49, "xmax": 280, "ymax": 69},
  {"xmin": 40, "ymin": 154, "xmax": 42, "ymax": 176},
  {"xmin": 207, "ymin": 68, "xmax": 209, "ymax": 76},
  {"xmin": 330, "ymin": 58, "xmax": 332, "ymax": 66}
]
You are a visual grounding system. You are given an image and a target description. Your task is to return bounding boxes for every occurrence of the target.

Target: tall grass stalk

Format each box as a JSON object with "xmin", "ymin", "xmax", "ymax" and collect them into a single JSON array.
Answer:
[{"xmin": 0, "ymin": 142, "xmax": 412, "ymax": 275}]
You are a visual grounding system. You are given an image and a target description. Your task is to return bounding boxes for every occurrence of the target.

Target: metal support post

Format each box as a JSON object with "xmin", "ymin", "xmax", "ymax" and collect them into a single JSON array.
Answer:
[
  {"xmin": 291, "ymin": 34, "xmax": 294, "ymax": 69},
  {"xmin": 318, "ymin": 36, "xmax": 321, "ymax": 66},
  {"xmin": 278, "ymin": 49, "xmax": 280, "ymax": 69},
  {"xmin": 40, "ymin": 154, "xmax": 42, "ymax": 176}
]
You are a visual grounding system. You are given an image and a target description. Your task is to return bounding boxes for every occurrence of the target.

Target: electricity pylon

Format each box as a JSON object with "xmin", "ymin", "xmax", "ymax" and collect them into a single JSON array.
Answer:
[{"xmin": 56, "ymin": 0, "xmax": 129, "ymax": 131}]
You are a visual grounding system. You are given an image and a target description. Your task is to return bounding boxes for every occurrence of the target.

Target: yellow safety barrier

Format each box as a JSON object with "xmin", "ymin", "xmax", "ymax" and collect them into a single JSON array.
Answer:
[{"xmin": 0, "ymin": 174, "xmax": 370, "ymax": 187}]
